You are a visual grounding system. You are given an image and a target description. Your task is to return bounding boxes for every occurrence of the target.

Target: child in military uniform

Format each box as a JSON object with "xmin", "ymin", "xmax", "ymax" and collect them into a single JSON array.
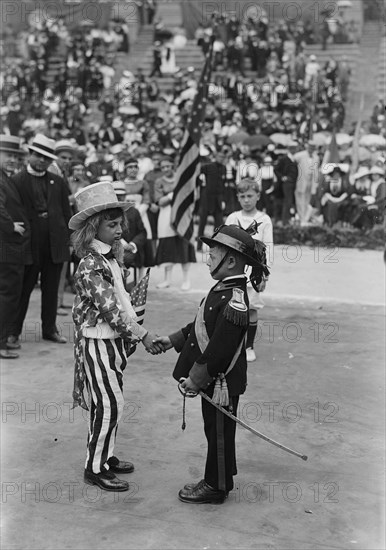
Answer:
[{"xmin": 155, "ymin": 224, "xmax": 269, "ymax": 503}]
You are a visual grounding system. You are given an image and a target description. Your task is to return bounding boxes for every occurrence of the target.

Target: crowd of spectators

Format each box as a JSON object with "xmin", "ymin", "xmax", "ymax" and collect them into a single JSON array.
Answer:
[{"xmin": 1, "ymin": 7, "xmax": 385, "ymax": 239}]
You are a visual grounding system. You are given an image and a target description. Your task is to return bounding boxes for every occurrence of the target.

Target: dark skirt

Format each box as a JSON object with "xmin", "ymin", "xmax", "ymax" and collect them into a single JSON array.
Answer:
[{"xmin": 156, "ymin": 236, "xmax": 196, "ymax": 265}]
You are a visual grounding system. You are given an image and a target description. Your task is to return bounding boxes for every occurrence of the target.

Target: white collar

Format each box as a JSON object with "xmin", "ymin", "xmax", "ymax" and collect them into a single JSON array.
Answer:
[
  {"xmin": 91, "ymin": 239, "xmax": 111, "ymax": 254},
  {"xmin": 222, "ymin": 274, "xmax": 247, "ymax": 281}
]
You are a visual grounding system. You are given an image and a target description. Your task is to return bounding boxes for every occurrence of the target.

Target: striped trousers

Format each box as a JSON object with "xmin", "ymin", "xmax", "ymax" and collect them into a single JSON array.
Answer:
[{"xmin": 82, "ymin": 337, "xmax": 128, "ymax": 474}]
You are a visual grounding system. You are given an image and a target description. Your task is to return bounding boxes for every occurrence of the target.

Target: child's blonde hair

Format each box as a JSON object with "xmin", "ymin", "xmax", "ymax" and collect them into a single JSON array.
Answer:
[
  {"xmin": 237, "ymin": 178, "xmax": 260, "ymax": 194},
  {"xmin": 72, "ymin": 208, "xmax": 126, "ymax": 259}
]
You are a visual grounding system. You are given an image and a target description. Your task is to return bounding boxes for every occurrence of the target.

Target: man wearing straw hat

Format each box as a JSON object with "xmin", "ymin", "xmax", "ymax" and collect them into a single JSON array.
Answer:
[
  {"xmin": 12, "ymin": 134, "xmax": 72, "ymax": 345},
  {"xmin": 0, "ymin": 135, "xmax": 31, "ymax": 359}
]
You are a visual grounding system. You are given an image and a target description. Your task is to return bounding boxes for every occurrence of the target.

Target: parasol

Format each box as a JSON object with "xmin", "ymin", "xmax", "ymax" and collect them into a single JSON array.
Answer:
[
  {"xmin": 243, "ymin": 134, "xmax": 272, "ymax": 149},
  {"xmin": 269, "ymin": 133, "xmax": 293, "ymax": 146},
  {"xmin": 118, "ymin": 105, "xmax": 139, "ymax": 116},
  {"xmin": 359, "ymin": 134, "xmax": 386, "ymax": 148},
  {"xmin": 227, "ymin": 131, "xmax": 249, "ymax": 144}
]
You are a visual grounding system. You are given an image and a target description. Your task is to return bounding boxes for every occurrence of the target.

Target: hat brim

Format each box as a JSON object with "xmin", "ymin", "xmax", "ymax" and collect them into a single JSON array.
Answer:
[
  {"xmin": 68, "ymin": 201, "xmax": 134, "ymax": 230},
  {"xmin": 0, "ymin": 146, "xmax": 26, "ymax": 155},
  {"xmin": 199, "ymin": 236, "xmax": 261, "ymax": 267},
  {"xmin": 28, "ymin": 145, "xmax": 57, "ymax": 160}
]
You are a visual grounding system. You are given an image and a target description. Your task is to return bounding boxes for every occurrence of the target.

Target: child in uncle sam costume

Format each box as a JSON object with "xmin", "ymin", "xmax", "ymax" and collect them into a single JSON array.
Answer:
[
  {"xmin": 155, "ymin": 224, "xmax": 269, "ymax": 504},
  {"xmin": 69, "ymin": 181, "xmax": 164, "ymax": 493}
]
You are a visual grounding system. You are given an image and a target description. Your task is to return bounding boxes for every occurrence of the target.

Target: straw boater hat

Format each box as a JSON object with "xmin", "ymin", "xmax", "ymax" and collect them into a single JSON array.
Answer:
[
  {"xmin": 55, "ymin": 139, "xmax": 75, "ymax": 153},
  {"xmin": 68, "ymin": 181, "xmax": 133, "ymax": 230},
  {"xmin": 200, "ymin": 225, "xmax": 263, "ymax": 267},
  {"xmin": 112, "ymin": 181, "xmax": 126, "ymax": 195},
  {"xmin": 0, "ymin": 135, "xmax": 26, "ymax": 155},
  {"xmin": 28, "ymin": 134, "xmax": 57, "ymax": 160}
]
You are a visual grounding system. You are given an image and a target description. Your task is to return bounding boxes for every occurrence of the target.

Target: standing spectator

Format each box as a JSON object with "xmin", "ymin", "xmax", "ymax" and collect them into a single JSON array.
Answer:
[
  {"xmin": 294, "ymin": 140, "xmax": 320, "ymax": 225},
  {"xmin": 225, "ymin": 178, "xmax": 273, "ymax": 362},
  {"xmin": 0, "ymin": 136, "xmax": 31, "ymax": 358},
  {"xmin": 50, "ymin": 139, "xmax": 75, "ymax": 316},
  {"xmin": 12, "ymin": 134, "xmax": 72, "ymax": 344},
  {"xmin": 304, "ymin": 54, "xmax": 320, "ymax": 90},
  {"xmin": 113, "ymin": 181, "xmax": 147, "ymax": 277},
  {"xmin": 150, "ymin": 41, "xmax": 163, "ymax": 77},
  {"xmin": 197, "ymin": 150, "xmax": 227, "ymax": 251},
  {"xmin": 50, "ymin": 140, "xmax": 75, "ymax": 183},
  {"xmin": 143, "ymin": 151, "xmax": 162, "ymax": 234},
  {"xmin": 154, "ymin": 157, "xmax": 196, "ymax": 290},
  {"xmin": 274, "ymin": 142, "xmax": 299, "ymax": 225},
  {"xmin": 86, "ymin": 144, "xmax": 113, "ymax": 181}
]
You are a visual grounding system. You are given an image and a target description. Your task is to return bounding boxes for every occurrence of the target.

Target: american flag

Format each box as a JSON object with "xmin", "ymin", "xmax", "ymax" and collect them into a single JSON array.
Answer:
[
  {"xmin": 170, "ymin": 38, "xmax": 214, "ymax": 243},
  {"xmin": 130, "ymin": 268, "xmax": 150, "ymax": 325}
]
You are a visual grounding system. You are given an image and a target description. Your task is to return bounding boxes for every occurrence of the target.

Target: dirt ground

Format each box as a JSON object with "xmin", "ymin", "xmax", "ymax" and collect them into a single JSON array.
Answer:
[{"xmin": 1, "ymin": 246, "xmax": 385, "ymax": 550}]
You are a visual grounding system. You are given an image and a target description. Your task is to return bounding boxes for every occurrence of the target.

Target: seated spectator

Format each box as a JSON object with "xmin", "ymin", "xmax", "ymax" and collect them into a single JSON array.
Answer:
[
  {"xmin": 366, "ymin": 166, "xmax": 386, "ymax": 226},
  {"xmin": 347, "ymin": 167, "xmax": 374, "ymax": 229},
  {"xmin": 319, "ymin": 165, "xmax": 350, "ymax": 226}
]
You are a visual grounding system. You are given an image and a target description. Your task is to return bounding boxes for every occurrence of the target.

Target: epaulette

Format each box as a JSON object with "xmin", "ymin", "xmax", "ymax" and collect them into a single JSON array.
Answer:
[
  {"xmin": 223, "ymin": 288, "xmax": 248, "ymax": 326},
  {"xmin": 214, "ymin": 280, "xmax": 240, "ymax": 292}
]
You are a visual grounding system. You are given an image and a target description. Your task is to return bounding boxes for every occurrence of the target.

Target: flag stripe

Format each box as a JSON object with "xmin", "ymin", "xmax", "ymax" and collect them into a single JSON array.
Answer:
[{"xmin": 171, "ymin": 40, "xmax": 214, "ymax": 243}]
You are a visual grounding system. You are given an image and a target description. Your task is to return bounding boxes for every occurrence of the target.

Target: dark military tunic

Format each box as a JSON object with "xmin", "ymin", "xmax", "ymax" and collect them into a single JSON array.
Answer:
[{"xmin": 170, "ymin": 275, "xmax": 249, "ymax": 492}]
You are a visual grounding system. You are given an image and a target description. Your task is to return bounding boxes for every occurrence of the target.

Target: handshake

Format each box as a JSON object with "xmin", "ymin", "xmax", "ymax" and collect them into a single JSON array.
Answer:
[{"xmin": 141, "ymin": 333, "xmax": 173, "ymax": 355}]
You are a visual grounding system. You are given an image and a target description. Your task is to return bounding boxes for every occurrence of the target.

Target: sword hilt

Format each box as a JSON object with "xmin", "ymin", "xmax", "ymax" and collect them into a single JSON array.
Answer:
[{"xmin": 178, "ymin": 377, "xmax": 198, "ymax": 398}]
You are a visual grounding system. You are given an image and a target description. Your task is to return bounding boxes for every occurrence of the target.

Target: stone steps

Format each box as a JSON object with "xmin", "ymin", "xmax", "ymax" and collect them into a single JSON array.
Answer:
[{"xmin": 344, "ymin": 20, "xmax": 382, "ymax": 127}]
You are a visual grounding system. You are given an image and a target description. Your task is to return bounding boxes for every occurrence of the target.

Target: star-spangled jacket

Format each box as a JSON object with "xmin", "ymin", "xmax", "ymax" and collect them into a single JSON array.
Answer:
[
  {"xmin": 72, "ymin": 250, "xmax": 147, "ymax": 409},
  {"xmin": 170, "ymin": 276, "xmax": 250, "ymax": 396},
  {"xmin": 72, "ymin": 251, "xmax": 146, "ymax": 342}
]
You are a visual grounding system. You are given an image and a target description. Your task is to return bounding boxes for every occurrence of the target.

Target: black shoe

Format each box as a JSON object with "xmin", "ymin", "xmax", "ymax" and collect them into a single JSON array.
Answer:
[
  {"xmin": 183, "ymin": 479, "xmax": 204, "ymax": 491},
  {"xmin": 7, "ymin": 336, "xmax": 21, "ymax": 350},
  {"xmin": 43, "ymin": 332, "xmax": 67, "ymax": 344},
  {"xmin": 178, "ymin": 480, "xmax": 228, "ymax": 504},
  {"xmin": 84, "ymin": 469, "xmax": 129, "ymax": 492},
  {"xmin": 107, "ymin": 456, "xmax": 134, "ymax": 474},
  {"xmin": 0, "ymin": 349, "xmax": 19, "ymax": 359}
]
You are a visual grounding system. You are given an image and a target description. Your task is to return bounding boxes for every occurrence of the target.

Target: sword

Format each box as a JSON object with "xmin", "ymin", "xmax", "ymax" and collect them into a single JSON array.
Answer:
[{"xmin": 178, "ymin": 378, "xmax": 308, "ymax": 462}]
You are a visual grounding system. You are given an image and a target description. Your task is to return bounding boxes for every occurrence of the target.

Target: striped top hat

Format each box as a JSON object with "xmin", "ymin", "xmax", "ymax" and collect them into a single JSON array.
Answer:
[
  {"xmin": 28, "ymin": 134, "xmax": 57, "ymax": 160},
  {"xmin": 69, "ymin": 181, "xmax": 133, "ymax": 230},
  {"xmin": 0, "ymin": 135, "xmax": 26, "ymax": 155}
]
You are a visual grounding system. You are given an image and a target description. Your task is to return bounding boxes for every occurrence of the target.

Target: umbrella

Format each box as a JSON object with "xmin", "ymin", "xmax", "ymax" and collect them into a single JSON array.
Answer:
[
  {"xmin": 270, "ymin": 133, "xmax": 293, "ymax": 146},
  {"xmin": 118, "ymin": 105, "xmax": 139, "ymax": 116},
  {"xmin": 314, "ymin": 131, "xmax": 353, "ymax": 146},
  {"xmin": 346, "ymin": 146, "xmax": 372, "ymax": 161},
  {"xmin": 312, "ymin": 132, "xmax": 331, "ymax": 146},
  {"xmin": 359, "ymin": 134, "xmax": 386, "ymax": 148},
  {"xmin": 335, "ymin": 132, "xmax": 353, "ymax": 146},
  {"xmin": 243, "ymin": 134, "xmax": 272, "ymax": 149},
  {"xmin": 227, "ymin": 131, "xmax": 249, "ymax": 144}
]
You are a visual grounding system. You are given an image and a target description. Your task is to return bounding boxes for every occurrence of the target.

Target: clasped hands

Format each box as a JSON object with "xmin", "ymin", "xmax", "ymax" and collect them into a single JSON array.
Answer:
[{"xmin": 141, "ymin": 334, "xmax": 173, "ymax": 355}]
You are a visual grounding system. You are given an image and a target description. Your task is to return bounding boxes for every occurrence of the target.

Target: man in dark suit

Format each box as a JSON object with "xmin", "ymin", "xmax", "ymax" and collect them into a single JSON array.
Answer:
[
  {"xmin": 12, "ymin": 134, "xmax": 72, "ymax": 344},
  {"xmin": 197, "ymin": 150, "xmax": 227, "ymax": 251},
  {"xmin": 274, "ymin": 141, "xmax": 299, "ymax": 225},
  {"xmin": 0, "ymin": 135, "xmax": 31, "ymax": 358}
]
